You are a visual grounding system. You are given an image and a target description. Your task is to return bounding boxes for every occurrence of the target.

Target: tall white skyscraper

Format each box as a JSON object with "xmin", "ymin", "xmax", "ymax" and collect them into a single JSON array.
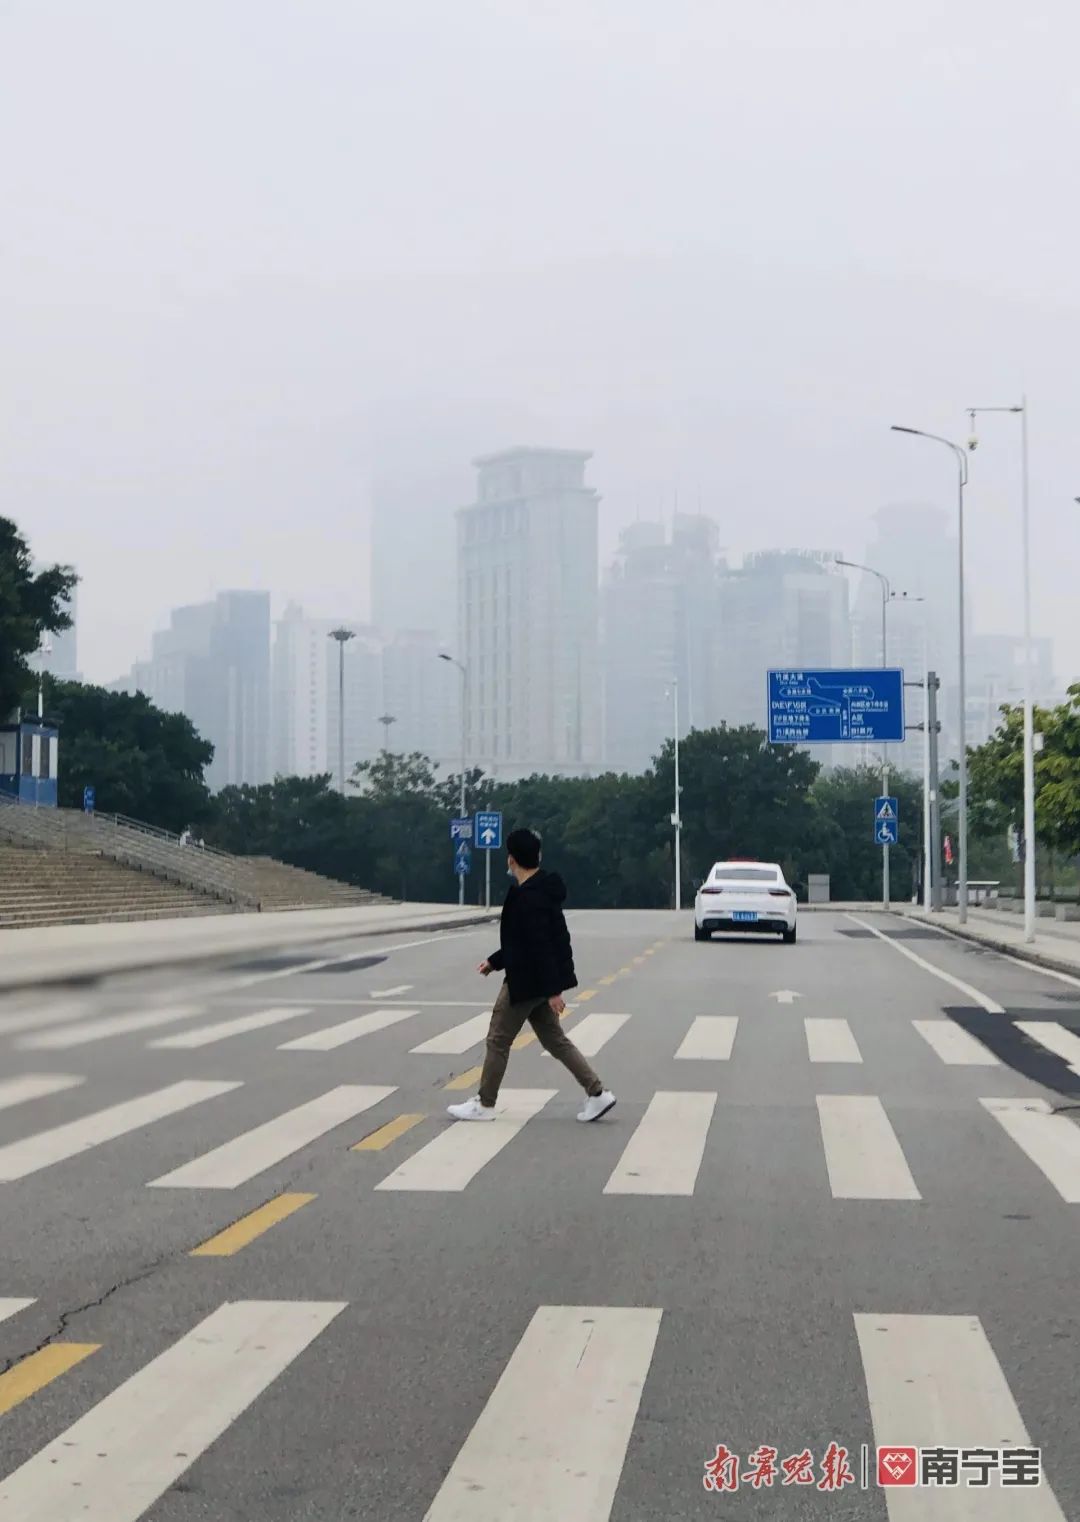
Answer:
[
  {"xmin": 271, "ymin": 604, "xmax": 335, "ymax": 779},
  {"xmin": 382, "ymin": 629, "xmax": 458, "ymax": 767},
  {"xmin": 458, "ymin": 447, "xmax": 600, "ymax": 779}
]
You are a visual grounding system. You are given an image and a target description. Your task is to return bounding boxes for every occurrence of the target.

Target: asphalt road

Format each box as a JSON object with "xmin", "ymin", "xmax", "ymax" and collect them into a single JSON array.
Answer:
[{"xmin": 1, "ymin": 908, "xmax": 1078, "ymax": 1519}]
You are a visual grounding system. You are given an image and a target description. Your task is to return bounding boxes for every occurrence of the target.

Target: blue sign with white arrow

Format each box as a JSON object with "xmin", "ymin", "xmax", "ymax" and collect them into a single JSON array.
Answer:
[
  {"xmin": 767, "ymin": 668, "xmax": 906, "ymax": 744},
  {"xmin": 874, "ymin": 795, "xmax": 899, "ymax": 846},
  {"xmin": 474, "ymin": 811, "xmax": 503, "ymax": 851},
  {"xmin": 454, "ymin": 840, "xmax": 472, "ymax": 876}
]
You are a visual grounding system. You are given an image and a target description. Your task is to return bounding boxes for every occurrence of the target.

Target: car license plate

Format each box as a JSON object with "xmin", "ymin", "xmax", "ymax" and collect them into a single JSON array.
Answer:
[{"xmin": 732, "ymin": 910, "xmax": 758, "ymax": 922}]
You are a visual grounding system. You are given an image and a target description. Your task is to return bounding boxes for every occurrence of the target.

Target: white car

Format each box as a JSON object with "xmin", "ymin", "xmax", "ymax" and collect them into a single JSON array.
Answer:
[{"xmin": 694, "ymin": 860, "xmax": 798, "ymax": 943}]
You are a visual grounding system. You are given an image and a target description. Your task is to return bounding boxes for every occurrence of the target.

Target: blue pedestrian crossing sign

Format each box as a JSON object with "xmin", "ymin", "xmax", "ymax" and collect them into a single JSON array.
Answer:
[
  {"xmin": 82, "ymin": 785, "xmax": 95, "ymax": 814},
  {"xmin": 450, "ymin": 817, "xmax": 473, "ymax": 843},
  {"xmin": 454, "ymin": 840, "xmax": 472, "ymax": 876},
  {"xmin": 474, "ymin": 811, "xmax": 503, "ymax": 851},
  {"xmin": 874, "ymin": 795, "xmax": 899, "ymax": 846}
]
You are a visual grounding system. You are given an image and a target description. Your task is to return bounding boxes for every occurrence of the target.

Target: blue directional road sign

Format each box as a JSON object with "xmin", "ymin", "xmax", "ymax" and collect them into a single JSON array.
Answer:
[
  {"xmin": 767, "ymin": 669, "xmax": 905, "ymax": 744},
  {"xmin": 474, "ymin": 811, "xmax": 503, "ymax": 851},
  {"xmin": 454, "ymin": 841, "xmax": 472, "ymax": 876},
  {"xmin": 450, "ymin": 817, "xmax": 473, "ymax": 843},
  {"xmin": 874, "ymin": 796, "xmax": 899, "ymax": 847},
  {"xmin": 83, "ymin": 785, "xmax": 95, "ymax": 814}
]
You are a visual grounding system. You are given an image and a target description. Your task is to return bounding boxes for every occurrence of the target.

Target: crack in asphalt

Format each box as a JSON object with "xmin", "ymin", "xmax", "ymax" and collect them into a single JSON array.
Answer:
[{"xmin": 0, "ymin": 1252, "xmax": 170, "ymax": 1377}]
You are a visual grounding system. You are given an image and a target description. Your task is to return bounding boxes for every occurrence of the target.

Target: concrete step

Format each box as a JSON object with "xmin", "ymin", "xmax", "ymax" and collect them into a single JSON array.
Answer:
[{"xmin": 0, "ymin": 903, "xmax": 237, "ymax": 929}]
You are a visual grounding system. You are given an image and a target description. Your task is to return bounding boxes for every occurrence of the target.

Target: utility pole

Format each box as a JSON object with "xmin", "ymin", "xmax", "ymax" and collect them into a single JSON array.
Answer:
[
  {"xmin": 377, "ymin": 713, "xmax": 397, "ymax": 752},
  {"xmin": 672, "ymin": 677, "xmax": 682, "ymax": 912},
  {"xmin": 926, "ymin": 670, "xmax": 943, "ymax": 911},
  {"xmin": 328, "ymin": 628, "xmax": 355, "ymax": 793}
]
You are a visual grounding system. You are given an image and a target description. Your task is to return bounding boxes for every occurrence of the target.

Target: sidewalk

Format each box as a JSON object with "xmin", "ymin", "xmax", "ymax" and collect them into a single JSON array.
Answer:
[
  {"xmin": 0, "ymin": 902, "xmax": 497, "ymax": 992},
  {"xmin": 903, "ymin": 904, "xmax": 1080, "ymax": 981}
]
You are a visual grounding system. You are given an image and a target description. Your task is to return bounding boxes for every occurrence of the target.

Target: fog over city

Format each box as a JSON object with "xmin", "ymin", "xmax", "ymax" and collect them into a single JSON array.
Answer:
[{"xmin": 5, "ymin": 1, "xmax": 1078, "ymax": 753}]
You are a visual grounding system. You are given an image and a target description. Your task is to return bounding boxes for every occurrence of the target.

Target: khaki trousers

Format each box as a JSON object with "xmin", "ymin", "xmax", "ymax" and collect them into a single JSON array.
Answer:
[{"xmin": 478, "ymin": 981, "xmax": 603, "ymax": 1108}]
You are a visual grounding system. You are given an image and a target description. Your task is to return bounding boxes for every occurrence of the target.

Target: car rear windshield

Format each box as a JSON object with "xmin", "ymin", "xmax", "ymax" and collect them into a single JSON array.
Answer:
[{"xmin": 711, "ymin": 868, "xmax": 780, "ymax": 882}]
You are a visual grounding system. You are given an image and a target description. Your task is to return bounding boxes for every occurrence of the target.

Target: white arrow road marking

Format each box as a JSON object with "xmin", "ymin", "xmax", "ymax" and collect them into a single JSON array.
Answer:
[{"xmin": 769, "ymin": 990, "xmax": 802, "ymax": 1004}]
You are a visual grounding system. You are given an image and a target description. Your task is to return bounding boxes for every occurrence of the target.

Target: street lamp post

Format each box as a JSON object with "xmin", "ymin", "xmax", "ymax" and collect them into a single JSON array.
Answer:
[
  {"xmin": 328, "ymin": 628, "xmax": 355, "ymax": 794},
  {"xmin": 891, "ymin": 425, "xmax": 970, "ymax": 924},
  {"xmin": 671, "ymin": 677, "xmax": 682, "ymax": 912},
  {"xmin": 888, "ymin": 591, "xmax": 930, "ymax": 907},
  {"xmin": 835, "ymin": 558, "xmax": 892, "ymax": 909},
  {"xmin": 377, "ymin": 713, "xmax": 397, "ymax": 752},
  {"xmin": 439, "ymin": 653, "xmax": 468, "ymax": 907},
  {"xmin": 967, "ymin": 400, "xmax": 1035, "ymax": 942}
]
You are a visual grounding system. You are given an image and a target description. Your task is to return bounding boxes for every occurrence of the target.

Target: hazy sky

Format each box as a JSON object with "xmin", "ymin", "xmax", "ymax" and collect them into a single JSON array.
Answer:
[{"xmin": 3, "ymin": 0, "xmax": 1078, "ymax": 684}]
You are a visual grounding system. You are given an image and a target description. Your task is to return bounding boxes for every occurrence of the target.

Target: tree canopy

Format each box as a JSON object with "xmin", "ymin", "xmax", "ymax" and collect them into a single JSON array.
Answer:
[
  {"xmin": 0, "ymin": 517, "xmax": 77, "ymax": 720},
  {"xmin": 969, "ymin": 686, "xmax": 1080, "ymax": 860}
]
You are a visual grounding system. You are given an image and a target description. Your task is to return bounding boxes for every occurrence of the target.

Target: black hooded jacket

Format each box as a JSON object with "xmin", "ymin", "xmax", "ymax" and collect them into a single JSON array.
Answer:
[{"xmin": 486, "ymin": 869, "xmax": 578, "ymax": 1004}]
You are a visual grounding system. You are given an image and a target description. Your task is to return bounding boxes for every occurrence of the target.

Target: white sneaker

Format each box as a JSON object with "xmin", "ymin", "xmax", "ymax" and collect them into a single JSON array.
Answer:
[
  {"xmin": 577, "ymin": 1090, "xmax": 616, "ymax": 1123},
  {"xmin": 447, "ymin": 1096, "xmax": 496, "ymax": 1121}
]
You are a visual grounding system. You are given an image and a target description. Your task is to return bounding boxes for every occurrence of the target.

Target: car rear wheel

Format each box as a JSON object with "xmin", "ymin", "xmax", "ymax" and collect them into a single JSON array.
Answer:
[
  {"xmin": 694, "ymin": 924, "xmax": 711, "ymax": 942},
  {"xmin": 782, "ymin": 926, "xmax": 797, "ymax": 944}
]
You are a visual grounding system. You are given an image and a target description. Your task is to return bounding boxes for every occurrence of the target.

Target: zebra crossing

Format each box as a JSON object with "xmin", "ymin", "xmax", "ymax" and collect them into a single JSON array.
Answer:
[{"xmin": 0, "ymin": 1295, "xmax": 1068, "ymax": 1519}]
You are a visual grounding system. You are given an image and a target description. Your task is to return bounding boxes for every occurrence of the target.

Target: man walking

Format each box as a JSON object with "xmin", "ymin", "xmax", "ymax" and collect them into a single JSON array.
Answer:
[{"xmin": 447, "ymin": 827, "xmax": 616, "ymax": 1123}]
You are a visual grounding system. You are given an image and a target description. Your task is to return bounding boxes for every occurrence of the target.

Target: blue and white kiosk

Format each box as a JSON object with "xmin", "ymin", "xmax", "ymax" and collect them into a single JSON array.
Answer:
[{"xmin": 0, "ymin": 716, "xmax": 59, "ymax": 807}]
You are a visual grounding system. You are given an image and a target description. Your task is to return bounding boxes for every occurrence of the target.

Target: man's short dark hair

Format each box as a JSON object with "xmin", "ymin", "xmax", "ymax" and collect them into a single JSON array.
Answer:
[{"xmin": 507, "ymin": 827, "xmax": 542, "ymax": 870}]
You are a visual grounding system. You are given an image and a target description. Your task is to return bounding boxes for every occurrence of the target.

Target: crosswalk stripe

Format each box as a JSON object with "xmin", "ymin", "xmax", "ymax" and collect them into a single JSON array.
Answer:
[
  {"xmin": 149, "ymin": 1007, "xmax": 312, "ymax": 1049},
  {"xmin": 0, "ymin": 1081, "xmax": 241, "ymax": 1182},
  {"xmin": 0, "ymin": 1343, "xmax": 99, "ymax": 1418},
  {"xmin": 0, "ymin": 999, "xmax": 93, "ymax": 1038},
  {"xmin": 1015, "ymin": 1020, "xmax": 1080, "ymax": 1072},
  {"xmin": 149, "ymin": 1085, "xmax": 396, "ymax": 1189},
  {"xmin": 411, "ymin": 1012, "xmax": 490, "ymax": 1055},
  {"xmin": 370, "ymin": 984, "xmax": 413, "ymax": 997},
  {"xmin": 604, "ymin": 1091, "xmax": 716, "ymax": 1196},
  {"xmin": 190, "ymin": 1193, "xmax": 317, "ymax": 1256},
  {"xmin": 0, "ymin": 1300, "xmax": 346, "ymax": 1522},
  {"xmin": 854, "ymin": 1313, "xmax": 1067, "ymax": 1520},
  {"xmin": 376, "ymin": 1089, "xmax": 555, "ymax": 1192},
  {"xmin": 981, "ymin": 1097, "xmax": 1080, "ymax": 1203},
  {"xmin": 816, "ymin": 1096, "xmax": 920, "ymax": 1200},
  {"xmin": 913, "ymin": 1020, "xmax": 1000, "ymax": 1065},
  {"xmin": 0, "ymin": 1075, "xmax": 85, "ymax": 1112},
  {"xmin": 18, "ymin": 1005, "xmax": 204, "ymax": 1051},
  {"xmin": 424, "ymin": 1305, "xmax": 662, "ymax": 1520},
  {"xmin": 279, "ymin": 1008, "xmax": 419, "ymax": 1051},
  {"xmin": 804, "ymin": 1018, "xmax": 862, "ymax": 1063},
  {"xmin": 541, "ymin": 1014, "xmax": 629, "ymax": 1058},
  {"xmin": 674, "ymin": 1016, "xmax": 737, "ymax": 1060},
  {"xmin": 0, "ymin": 1298, "xmax": 34, "ymax": 1325}
]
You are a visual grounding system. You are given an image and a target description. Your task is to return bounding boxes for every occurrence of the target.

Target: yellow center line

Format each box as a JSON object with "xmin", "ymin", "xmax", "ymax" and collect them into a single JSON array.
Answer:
[
  {"xmin": 597, "ymin": 974, "xmax": 618, "ymax": 985},
  {"xmin": 576, "ymin": 989, "xmax": 597, "ymax": 1002},
  {"xmin": 444, "ymin": 1065, "xmax": 483, "ymax": 1090},
  {"xmin": 0, "ymin": 1343, "xmax": 99, "ymax": 1416},
  {"xmin": 353, "ymin": 1114, "xmax": 426, "ymax": 1151},
  {"xmin": 190, "ymin": 1193, "xmax": 316, "ymax": 1258}
]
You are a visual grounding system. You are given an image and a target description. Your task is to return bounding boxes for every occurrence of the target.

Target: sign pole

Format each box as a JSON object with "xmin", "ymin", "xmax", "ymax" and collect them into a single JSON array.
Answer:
[{"xmin": 882, "ymin": 759, "xmax": 891, "ymax": 911}]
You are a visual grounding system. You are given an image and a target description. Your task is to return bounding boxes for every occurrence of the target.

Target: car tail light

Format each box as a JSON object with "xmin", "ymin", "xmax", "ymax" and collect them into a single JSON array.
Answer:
[
  {"xmin": 768, "ymin": 888, "xmax": 792, "ymax": 897},
  {"xmin": 700, "ymin": 886, "xmax": 724, "ymax": 895}
]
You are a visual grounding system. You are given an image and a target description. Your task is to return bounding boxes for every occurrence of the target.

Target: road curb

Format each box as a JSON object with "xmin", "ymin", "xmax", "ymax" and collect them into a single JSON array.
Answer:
[
  {"xmin": 0, "ymin": 909, "xmax": 499, "ymax": 993},
  {"xmin": 902, "ymin": 910, "xmax": 1080, "ymax": 982}
]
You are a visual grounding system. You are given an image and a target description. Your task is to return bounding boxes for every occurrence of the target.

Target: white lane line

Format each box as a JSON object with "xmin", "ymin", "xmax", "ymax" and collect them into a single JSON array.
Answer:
[
  {"xmin": 0, "ymin": 1299, "xmax": 34, "ymax": 1325},
  {"xmin": 913, "ymin": 1020, "xmax": 1001, "ymax": 1066},
  {"xmin": 370, "ymin": 984, "xmax": 413, "ymax": 997},
  {"xmin": 149, "ymin": 1006, "xmax": 312, "ymax": 1050},
  {"xmin": 279, "ymin": 1008, "xmax": 419, "ymax": 1052},
  {"xmin": 424, "ymin": 1305, "xmax": 662, "ymax": 1522},
  {"xmin": 411, "ymin": 1012, "xmax": 490, "ymax": 1055},
  {"xmin": 1014, "ymin": 1020, "xmax": 1080, "ymax": 1073},
  {"xmin": 674, "ymin": 1016, "xmax": 737, "ymax": 1061},
  {"xmin": 542, "ymin": 1014, "xmax": 629, "ymax": 1058},
  {"xmin": 0, "ymin": 999, "xmax": 95, "ymax": 1038},
  {"xmin": 17, "ymin": 1005, "xmax": 205, "ymax": 1051},
  {"xmin": 376, "ymin": 1090, "xmax": 555, "ymax": 1192},
  {"xmin": 913, "ymin": 916, "xmax": 1080, "ymax": 992},
  {"xmin": 0, "ymin": 1299, "xmax": 346, "ymax": 1522},
  {"xmin": 0, "ymin": 1081, "xmax": 240, "ymax": 1182},
  {"xmin": 804, "ymin": 1018, "xmax": 863, "ymax": 1063},
  {"xmin": 604, "ymin": 1091, "xmax": 716, "ymax": 1196},
  {"xmin": 0, "ymin": 1074, "xmax": 85, "ymax": 1111},
  {"xmin": 203, "ymin": 932, "xmax": 475, "ymax": 996},
  {"xmin": 846, "ymin": 915, "xmax": 1005, "ymax": 1014},
  {"xmin": 981, "ymin": 1097, "xmax": 1080, "ymax": 1203},
  {"xmin": 855, "ymin": 1312, "xmax": 1067, "ymax": 1520},
  {"xmin": 148, "ymin": 1085, "xmax": 395, "ymax": 1190},
  {"xmin": 816, "ymin": 1096, "xmax": 920, "ymax": 1200}
]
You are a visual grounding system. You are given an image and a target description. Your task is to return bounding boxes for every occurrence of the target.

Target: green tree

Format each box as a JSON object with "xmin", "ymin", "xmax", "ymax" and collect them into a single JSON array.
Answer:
[
  {"xmin": 0, "ymin": 518, "xmax": 77, "ymax": 719},
  {"xmin": 968, "ymin": 688, "xmax": 1080, "ymax": 863},
  {"xmin": 808, "ymin": 766, "xmax": 924, "ymax": 901},
  {"xmin": 45, "ymin": 678, "xmax": 213, "ymax": 833}
]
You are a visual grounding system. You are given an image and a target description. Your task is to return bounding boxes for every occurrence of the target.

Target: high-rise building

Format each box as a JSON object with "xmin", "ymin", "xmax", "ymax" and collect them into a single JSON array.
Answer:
[
  {"xmin": 457, "ymin": 447, "xmax": 600, "ymax": 779},
  {"xmin": 116, "ymin": 592, "xmax": 270, "ymax": 790},
  {"xmin": 272, "ymin": 604, "xmax": 335, "ymax": 779},
  {"xmin": 382, "ymin": 629, "xmax": 458, "ymax": 768},
  {"xmin": 966, "ymin": 633, "xmax": 1058, "ymax": 747},
  {"xmin": 602, "ymin": 515, "xmax": 725, "ymax": 774},
  {"xmin": 715, "ymin": 551, "xmax": 852, "ymax": 759}
]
